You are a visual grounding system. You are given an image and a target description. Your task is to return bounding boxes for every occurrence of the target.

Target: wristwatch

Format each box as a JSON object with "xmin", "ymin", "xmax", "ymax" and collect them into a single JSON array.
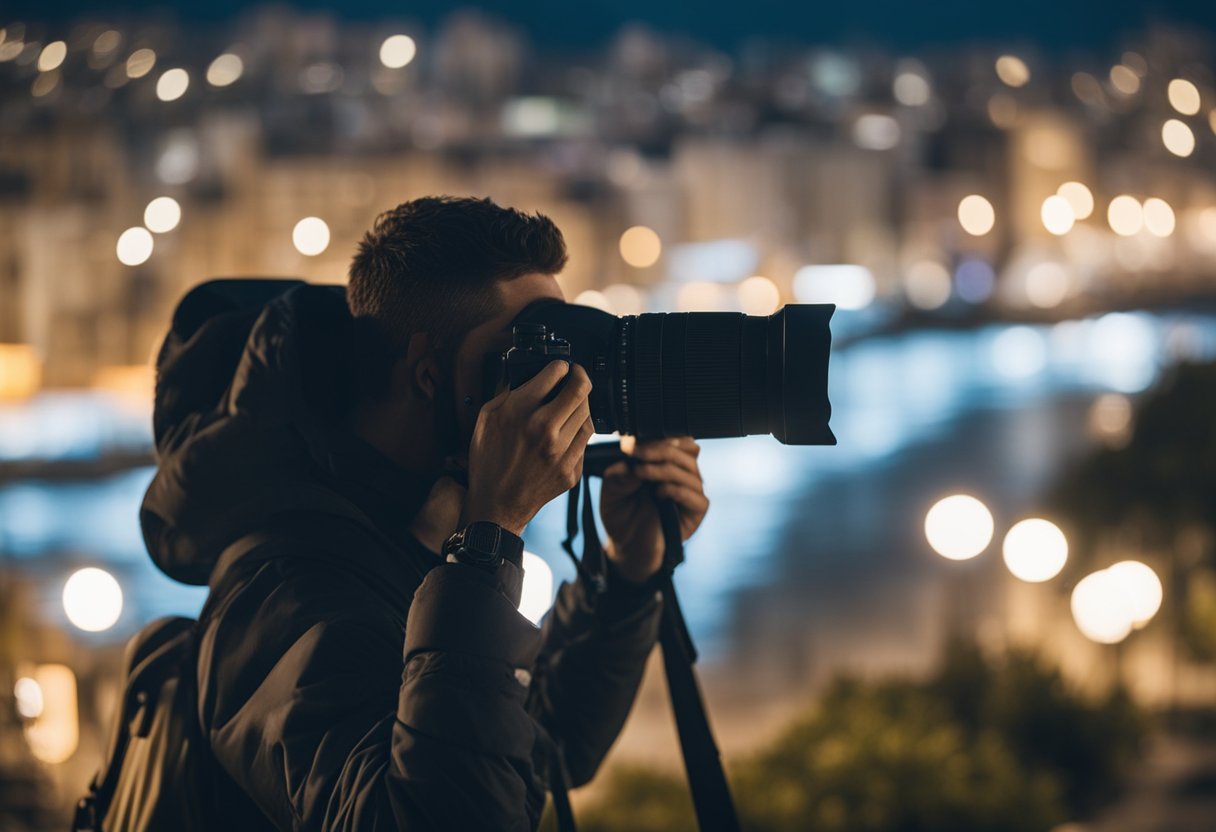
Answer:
[{"xmin": 443, "ymin": 521, "xmax": 526, "ymax": 607}]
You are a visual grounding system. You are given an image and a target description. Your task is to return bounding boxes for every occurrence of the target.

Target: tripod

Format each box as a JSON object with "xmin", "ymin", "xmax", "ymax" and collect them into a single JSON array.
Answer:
[{"xmin": 549, "ymin": 440, "xmax": 741, "ymax": 832}]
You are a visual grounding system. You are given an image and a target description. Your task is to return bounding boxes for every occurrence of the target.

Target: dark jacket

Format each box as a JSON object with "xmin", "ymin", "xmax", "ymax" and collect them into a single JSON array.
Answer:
[{"xmin": 139, "ymin": 280, "xmax": 662, "ymax": 830}]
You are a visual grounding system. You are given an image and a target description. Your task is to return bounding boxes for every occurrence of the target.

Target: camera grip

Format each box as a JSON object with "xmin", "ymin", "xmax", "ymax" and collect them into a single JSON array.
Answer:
[{"xmin": 507, "ymin": 356, "xmax": 572, "ymax": 404}]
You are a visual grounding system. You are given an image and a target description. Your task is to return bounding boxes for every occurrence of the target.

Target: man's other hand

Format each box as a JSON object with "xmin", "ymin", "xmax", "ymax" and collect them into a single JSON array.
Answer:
[{"xmin": 600, "ymin": 436, "xmax": 709, "ymax": 584}]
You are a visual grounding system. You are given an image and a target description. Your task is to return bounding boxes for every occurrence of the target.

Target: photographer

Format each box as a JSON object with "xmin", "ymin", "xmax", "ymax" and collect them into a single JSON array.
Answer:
[{"xmin": 139, "ymin": 196, "xmax": 709, "ymax": 829}]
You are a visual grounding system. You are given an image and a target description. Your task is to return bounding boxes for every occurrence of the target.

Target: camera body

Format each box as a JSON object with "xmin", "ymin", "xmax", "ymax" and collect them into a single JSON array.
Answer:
[{"xmin": 504, "ymin": 323, "xmax": 572, "ymax": 405}]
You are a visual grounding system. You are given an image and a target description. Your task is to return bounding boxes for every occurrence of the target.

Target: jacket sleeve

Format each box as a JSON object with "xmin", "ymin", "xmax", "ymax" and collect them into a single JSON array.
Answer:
[
  {"xmin": 528, "ymin": 561, "xmax": 663, "ymax": 787},
  {"xmin": 199, "ymin": 558, "xmax": 545, "ymax": 831}
]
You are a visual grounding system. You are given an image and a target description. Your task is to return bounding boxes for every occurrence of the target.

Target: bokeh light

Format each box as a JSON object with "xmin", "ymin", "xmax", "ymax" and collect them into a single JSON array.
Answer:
[
  {"xmin": 903, "ymin": 261, "xmax": 952, "ymax": 310},
  {"xmin": 37, "ymin": 40, "xmax": 66, "ymax": 72},
  {"xmin": 793, "ymin": 264, "xmax": 876, "ymax": 311},
  {"xmin": 573, "ymin": 289, "xmax": 613, "ymax": 313},
  {"xmin": 1040, "ymin": 195, "xmax": 1075, "ymax": 235},
  {"xmin": 1167, "ymin": 79, "xmax": 1201, "ymax": 115},
  {"xmin": 955, "ymin": 259, "xmax": 996, "ymax": 304},
  {"xmin": 1002, "ymin": 518, "xmax": 1068, "ymax": 582},
  {"xmin": 1162, "ymin": 119, "xmax": 1195, "ymax": 157},
  {"xmin": 1142, "ymin": 198, "xmax": 1175, "ymax": 238},
  {"xmin": 1025, "ymin": 261, "xmax": 1069, "ymax": 309},
  {"xmin": 958, "ymin": 194, "xmax": 995, "ymax": 236},
  {"xmin": 1056, "ymin": 182, "xmax": 1094, "ymax": 220},
  {"xmin": 1071, "ymin": 569, "xmax": 1134, "ymax": 644},
  {"xmin": 1109, "ymin": 64, "xmax": 1140, "ymax": 95},
  {"xmin": 156, "ymin": 68, "xmax": 190, "ymax": 102},
  {"xmin": 601, "ymin": 283, "xmax": 646, "ymax": 315},
  {"xmin": 519, "ymin": 551, "xmax": 554, "ymax": 625},
  {"xmin": 206, "ymin": 53, "xmax": 244, "ymax": 87},
  {"xmin": 893, "ymin": 70, "xmax": 931, "ymax": 106},
  {"xmin": 379, "ymin": 34, "xmax": 417, "ymax": 69},
  {"xmin": 62, "ymin": 567, "xmax": 123, "ymax": 632},
  {"xmin": 23, "ymin": 664, "xmax": 78, "ymax": 764},
  {"xmin": 619, "ymin": 225, "xmax": 662, "ymax": 268},
  {"xmin": 995, "ymin": 55, "xmax": 1029, "ymax": 87},
  {"xmin": 676, "ymin": 281, "xmax": 725, "ymax": 312},
  {"xmin": 1107, "ymin": 560, "xmax": 1163, "ymax": 627},
  {"xmin": 292, "ymin": 217, "xmax": 331, "ymax": 256},
  {"xmin": 144, "ymin": 196, "xmax": 181, "ymax": 233},
  {"xmin": 115, "ymin": 227, "xmax": 154, "ymax": 266},
  {"xmin": 925, "ymin": 494, "xmax": 994, "ymax": 560},
  {"xmin": 126, "ymin": 48, "xmax": 156, "ymax": 78},
  {"xmin": 1088, "ymin": 392, "xmax": 1133, "ymax": 446},
  {"xmin": 992, "ymin": 325, "xmax": 1047, "ymax": 378},
  {"xmin": 14, "ymin": 677, "xmax": 44, "ymax": 719},
  {"xmin": 1107, "ymin": 195, "xmax": 1144, "ymax": 236},
  {"xmin": 737, "ymin": 275, "xmax": 781, "ymax": 315}
]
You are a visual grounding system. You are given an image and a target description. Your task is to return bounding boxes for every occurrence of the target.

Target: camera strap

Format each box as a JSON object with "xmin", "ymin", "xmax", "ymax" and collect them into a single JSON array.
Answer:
[{"xmin": 554, "ymin": 443, "xmax": 741, "ymax": 832}]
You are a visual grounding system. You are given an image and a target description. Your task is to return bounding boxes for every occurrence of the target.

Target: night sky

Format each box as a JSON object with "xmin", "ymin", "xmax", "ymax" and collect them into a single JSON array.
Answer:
[{"xmin": 10, "ymin": 0, "xmax": 1216, "ymax": 53}]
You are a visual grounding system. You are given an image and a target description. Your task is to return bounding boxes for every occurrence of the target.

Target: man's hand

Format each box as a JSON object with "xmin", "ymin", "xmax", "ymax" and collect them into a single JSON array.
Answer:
[
  {"xmin": 600, "ymin": 436, "xmax": 709, "ymax": 584},
  {"xmin": 462, "ymin": 360, "xmax": 594, "ymax": 536}
]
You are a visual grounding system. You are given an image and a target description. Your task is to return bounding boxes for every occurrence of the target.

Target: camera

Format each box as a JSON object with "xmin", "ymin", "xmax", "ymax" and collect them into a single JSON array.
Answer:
[{"xmin": 482, "ymin": 300, "xmax": 836, "ymax": 445}]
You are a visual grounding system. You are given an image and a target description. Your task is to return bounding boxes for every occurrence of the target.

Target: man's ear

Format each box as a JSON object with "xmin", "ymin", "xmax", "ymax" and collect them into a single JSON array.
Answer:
[{"xmin": 399, "ymin": 332, "xmax": 440, "ymax": 402}]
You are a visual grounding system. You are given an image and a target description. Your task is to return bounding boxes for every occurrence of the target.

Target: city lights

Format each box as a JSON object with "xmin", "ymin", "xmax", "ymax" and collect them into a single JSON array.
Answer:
[
  {"xmin": 206, "ymin": 53, "xmax": 244, "ymax": 87},
  {"xmin": 995, "ymin": 55, "xmax": 1029, "ymax": 87},
  {"xmin": 62, "ymin": 567, "xmax": 123, "ymax": 632},
  {"xmin": 793, "ymin": 264, "xmax": 876, "ymax": 311},
  {"xmin": 601, "ymin": 283, "xmax": 646, "ymax": 315},
  {"xmin": 958, "ymin": 194, "xmax": 995, "ymax": 236},
  {"xmin": 1040, "ymin": 194, "xmax": 1075, "ymax": 236},
  {"xmin": 1109, "ymin": 64, "xmax": 1140, "ymax": 95},
  {"xmin": 925, "ymin": 494, "xmax": 994, "ymax": 560},
  {"xmin": 14, "ymin": 676, "xmax": 44, "ymax": 719},
  {"xmin": 1162, "ymin": 119, "xmax": 1195, "ymax": 157},
  {"xmin": 37, "ymin": 40, "xmax": 66, "ymax": 72},
  {"xmin": 893, "ymin": 69, "xmax": 931, "ymax": 106},
  {"xmin": 115, "ymin": 227, "xmax": 154, "ymax": 266},
  {"xmin": 1088, "ymin": 393, "xmax": 1134, "ymax": 447},
  {"xmin": 23, "ymin": 664, "xmax": 78, "ymax": 764},
  {"xmin": 1057, "ymin": 181, "xmax": 1094, "ymax": 220},
  {"xmin": 992, "ymin": 325, "xmax": 1047, "ymax": 378},
  {"xmin": 1002, "ymin": 519, "xmax": 1068, "ymax": 583},
  {"xmin": 292, "ymin": 217, "xmax": 331, "ymax": 256},
  {"xmin": 1025, "ymin": 261, "xmax": 1069, "ymax": 309},
  {"xmin": 156, "ymin": 68, "xmax": 190, "ymax": 102},
  {"xmin": 144, "ymin": 196, "xmax": 181, "ymax": 233},
  {"xmin": 852, "ymin": 113, "xmax": 901, "ymax": 150},
  {"xmin": 1107, "ymin": 195, "xmax": 1144, "ymax": 237},
  {"xmin": 519, "ymin": 551, "xmax": 554, "ymax": 625},
  {"xmin": 573, "ymin": 289, "xmax": 613, "ymax": 313},
  {"xmin": 1142, "ymin": 198, "xmax": 1176, "ymax": 238},
  {"xmin": 1071, "ymin": 561, "xmax": 1162, "ymax": 645},
  {"xmin": 619, "ymin": 225, "xmax": 662, "ymax": 268},
  {"xmin": 676, "ymin": 281, "xmax": 725, "ymax": 312},
  {"xmin": 379, "ymin": 34, "xmax": 417, "ymax": 69},
  {"xmin": 903, "ymin": 261, "xmax": 952, "ymax": 310},
  {"xmin": 955, "ymin": 259, "xmax": 996, "ymax": 303},
  {"xmin": 1167, "ymin": 79, "xmax": 1201, "ymax": 115},
  {"xmin": 126, "ymin": 48, "xmax": 156, "ymax": 78},
  {"xmin": 1107, "ymin": 560, "xmax": 1163, "ymax": 627},
  {"xmin": 0, "ymin": 343, "xmax": 41, "ymax": 400},
  {"xmin": 1071, "ymin": 569, "xmax": 1134, "ymax": 644},
  {"xmin": 737, "ymin": 275, "xmax": 781, "ymax": 315}
]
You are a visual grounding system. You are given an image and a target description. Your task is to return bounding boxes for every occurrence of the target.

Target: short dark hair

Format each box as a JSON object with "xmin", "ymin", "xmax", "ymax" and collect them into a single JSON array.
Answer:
[{"xmin": 347, "ymin": 195, "xmax": 567, "ymax": 398}]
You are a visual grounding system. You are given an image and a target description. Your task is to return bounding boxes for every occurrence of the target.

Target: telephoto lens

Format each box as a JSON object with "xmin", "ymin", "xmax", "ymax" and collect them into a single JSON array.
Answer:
[{"xmin": 483, "ymin": 298, "xmax": 836, "ymax": 445}]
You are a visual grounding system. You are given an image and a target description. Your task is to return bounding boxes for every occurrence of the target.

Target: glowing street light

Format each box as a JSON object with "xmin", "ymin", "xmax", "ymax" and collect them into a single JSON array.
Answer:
[
  {"xmin": 379, "ymin": 34, "xmax": 417, "ymax": 69},
  {"xmin": 519, "ymin": 551, "xmax": 554, "ymax": 625},
  {"xmin": 144, "ymin": 196, "xmax": 181, "ymax": 233},
  {"xmin": 925, "ymin": 494, "xmax": 994, "ymax": 561},
  {"xmin": 1002, "ymin": 519, "xmax": 1068, "ymax": 582},
  {"xmin": 62, "ymin": 567, "xmax": 123, "ymax": 632},
  {"xmin": 1070, "ymin": 561, "xmax": 1162, "ymax": 644},
  {"xmin": 292, "ymin": 217, "xmax": 330, "ymax": 256},
  {"xmin": 619, "ymin": 225, "xmax": 662, "ymax": 268},
  {"xmin": 116, "ymin": 227, "xmax": 154, "ymax": 266},
  {"xmin": 1107, "ymin": 560, "xmax": 1163, "ymax": 628},
  {"xmin": 958, "ymin": 194, "xmax": 995, "ymax": 236}
]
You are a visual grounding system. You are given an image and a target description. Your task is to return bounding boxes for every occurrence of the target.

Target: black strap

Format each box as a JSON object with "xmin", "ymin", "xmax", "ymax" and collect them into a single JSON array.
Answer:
[{"xmin": 550, "ymin": 443, "xmax": 741, "ymax": 832}]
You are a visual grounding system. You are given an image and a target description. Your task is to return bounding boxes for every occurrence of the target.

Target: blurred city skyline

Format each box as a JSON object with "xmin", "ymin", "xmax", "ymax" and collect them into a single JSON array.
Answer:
[{"xmin": 11, "ymin": 0, "xmax": 1216, "ymax": 53}]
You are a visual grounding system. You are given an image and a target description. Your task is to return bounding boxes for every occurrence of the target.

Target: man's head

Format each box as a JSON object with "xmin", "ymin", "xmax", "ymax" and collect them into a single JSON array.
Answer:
[{"xmin": 347, "ymin": 196, "xmax": 569, "ymax": 472}]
